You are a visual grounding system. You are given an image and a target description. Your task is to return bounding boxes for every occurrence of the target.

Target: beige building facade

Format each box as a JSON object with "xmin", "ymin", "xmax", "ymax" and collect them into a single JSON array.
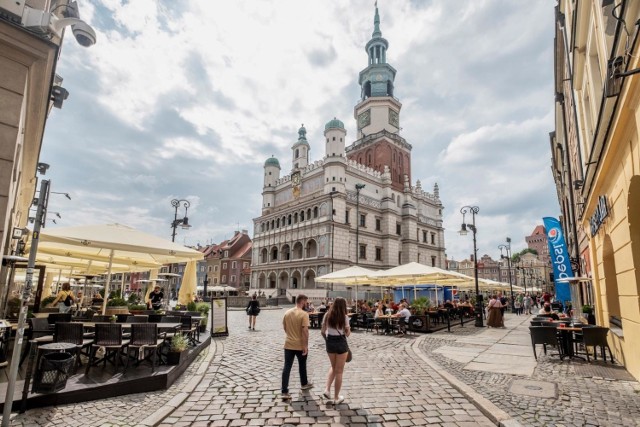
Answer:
[
  {"xmin": 552, "ymin": 0, "xmax": 640, "ymax": 380},
  {"xmin": 250, "ymin": 6, "xmax": 445, "ymax": 300},
  {"xmin": 0, "ymin": 0, "xmax": 95, "ymax": 314}
]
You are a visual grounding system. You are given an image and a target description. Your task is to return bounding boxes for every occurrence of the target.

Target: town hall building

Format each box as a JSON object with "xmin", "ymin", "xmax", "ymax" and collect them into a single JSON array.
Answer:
[{"xmin": 251, "ymin": 5, "xmax": 446, "ymax": 299}]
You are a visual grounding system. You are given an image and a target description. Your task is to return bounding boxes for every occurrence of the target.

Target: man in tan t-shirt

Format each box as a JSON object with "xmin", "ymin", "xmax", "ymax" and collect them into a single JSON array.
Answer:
[{"xmin": 281, "ymin": 294, "xmax": 313, "ymax": 399}]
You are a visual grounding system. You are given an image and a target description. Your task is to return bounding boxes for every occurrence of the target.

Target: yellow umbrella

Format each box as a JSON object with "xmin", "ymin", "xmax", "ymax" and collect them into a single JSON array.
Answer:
[{"xmin": 178, "ymin": 261, "xmax": 197, "ymax": 305}]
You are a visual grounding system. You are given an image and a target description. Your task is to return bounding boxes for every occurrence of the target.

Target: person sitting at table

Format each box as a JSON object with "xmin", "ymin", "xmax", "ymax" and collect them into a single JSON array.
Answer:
[
  {"xmin": 75, "ymin": 291, "xmax": 85, "ymax": 309},
  {"xmin": 318, "ymin": 301, "xmax": 327, "ymax": 313},
  {"xmin": 443, "ymin": 300, "xmax": 454, "ymax": 309},
  {"xmin": 539, "ymin": 303, "xmax": 560, "ymax": 320},
  {"xmin": 393, "ymin": 303, "xmax": 411, "ymax": 336}
]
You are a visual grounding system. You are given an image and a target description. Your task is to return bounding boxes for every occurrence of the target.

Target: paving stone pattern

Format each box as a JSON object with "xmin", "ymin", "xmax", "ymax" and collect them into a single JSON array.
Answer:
[
  {"xmin": 159, "ymin": 309, "xmax": 494, "ymax": 427},
  {"xmin": 420, "ymin": 315, "xmax": 640, "ymax": 427}
]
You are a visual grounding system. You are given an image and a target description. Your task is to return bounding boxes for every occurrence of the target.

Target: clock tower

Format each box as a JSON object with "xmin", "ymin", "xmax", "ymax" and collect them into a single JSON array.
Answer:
[{"xmin": 348, "ymin": 3, "xmax": 411, "ymax": 192}]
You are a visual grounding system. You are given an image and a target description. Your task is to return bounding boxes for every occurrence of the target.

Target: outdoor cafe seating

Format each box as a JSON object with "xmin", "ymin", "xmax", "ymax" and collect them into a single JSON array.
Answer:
[
  {"xmin": 124, "ymin": 323, "xmax": 164, "ymax": 373},
  {"xmin": 85, "ymin": 323, "xmax": 129, "ymax": 374}
]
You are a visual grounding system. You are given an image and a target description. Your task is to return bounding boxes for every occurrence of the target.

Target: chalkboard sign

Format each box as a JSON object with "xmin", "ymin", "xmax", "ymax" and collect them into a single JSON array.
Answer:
[{"xmin": 210, "ymin": 297, "xmax": 228, "ymax": 337}]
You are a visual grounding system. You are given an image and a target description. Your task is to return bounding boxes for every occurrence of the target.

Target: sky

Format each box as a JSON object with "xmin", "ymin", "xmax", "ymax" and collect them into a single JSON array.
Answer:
[{"xmin": 41, "ymin": 0, "xmax": 558, "ymax": 262}]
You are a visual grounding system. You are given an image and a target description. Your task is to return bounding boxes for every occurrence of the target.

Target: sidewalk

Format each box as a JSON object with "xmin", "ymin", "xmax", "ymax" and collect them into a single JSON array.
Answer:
[{"xmin": 418, "ymin": 314, "xmax": 640, "ymax": 426}]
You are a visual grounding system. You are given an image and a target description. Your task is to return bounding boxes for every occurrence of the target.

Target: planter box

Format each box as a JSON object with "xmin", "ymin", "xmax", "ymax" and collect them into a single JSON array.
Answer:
[
  {"xmin": 408, "ymin": 315, "xmax": 430, "ymax": 333},
  {"xmin": 166, "ymin": 351, "xmax": 185, "ymax": 366},
  {"xmin": 105, "ymin": 306, "xmax": 129, "ymax": 316},
  {"xmin": 199, "ymin": 324, "xmax": 207, "ymax": 333}
]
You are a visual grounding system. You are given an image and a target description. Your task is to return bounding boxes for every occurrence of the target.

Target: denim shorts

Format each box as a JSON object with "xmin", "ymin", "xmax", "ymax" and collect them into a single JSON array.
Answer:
[{"xmin": 325, "ymin": 335, "xmax": 348, "ymax": 354}]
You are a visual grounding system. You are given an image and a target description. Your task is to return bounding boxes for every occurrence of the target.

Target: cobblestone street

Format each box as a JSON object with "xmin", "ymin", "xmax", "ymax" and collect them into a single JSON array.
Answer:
[{"xmin": 7, "ymin": 308, "xmax": 640, "ymax": 426}]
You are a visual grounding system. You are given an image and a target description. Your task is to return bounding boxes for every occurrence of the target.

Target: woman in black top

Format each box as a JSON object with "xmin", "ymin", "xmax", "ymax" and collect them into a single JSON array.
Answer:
[{"xmin": 246, "ymin": 294, "xmax": 260, "ymax": 330}]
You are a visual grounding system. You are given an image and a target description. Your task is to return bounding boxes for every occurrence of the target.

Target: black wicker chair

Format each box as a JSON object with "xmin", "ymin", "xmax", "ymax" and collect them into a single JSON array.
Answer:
[
  {"xmin": 55, "ymin": 322, "xmax": 93, "ymax": 372},
  {"xmin": 19, "ymin": 318, "xmax": 54, "ymax": 367},
  {"xmin": 125, "ymin": 315, "xmax": 149, "ymax": 323},
  {"xmin": 529, "ymin": 326, "xmax": 563, "ymax": 360},
  {"xmin": 47, "ymin": 313, "xmax": 72, "ymax": 326},
  {"xmin": 92, "ymin": 315, "xmax": 111, "ymax": 323},
  {"xmin": 124, "ymin": 324, "xmax": 164, "ymax": 373},
  {"xmin": 179, "ymin": 316, "xmax": 198, "ymax": 346},
  {"xmin": 85, "ymin": 323, "xmax": 129, "ymax": 374},
  {"xmin": 148, "ymin": 314, "xmax": 164, "ymax": 323},
  {"xmin": 581, "ymin": 326, "xmax": 614, "ymax": 363}
]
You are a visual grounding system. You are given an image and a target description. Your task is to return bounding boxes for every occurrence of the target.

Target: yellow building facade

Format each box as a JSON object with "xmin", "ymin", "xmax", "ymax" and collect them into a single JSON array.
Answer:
[{"xmin": 553, "ymin": 0, "xmax": 640, "ymax": 380}]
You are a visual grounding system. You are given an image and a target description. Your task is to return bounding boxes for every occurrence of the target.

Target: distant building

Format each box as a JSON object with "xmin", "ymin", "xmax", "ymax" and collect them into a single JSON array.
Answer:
[
  {"xmin": 250, "ymin": 5, "xmax": 445, "ymax": 300},
  {"xmin": 525, "ymin": 225, "xmax": 550, "ymax": 264}
]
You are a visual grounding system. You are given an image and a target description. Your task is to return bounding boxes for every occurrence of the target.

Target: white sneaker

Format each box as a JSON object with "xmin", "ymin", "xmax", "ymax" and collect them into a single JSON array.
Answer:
[{"xmin": 334, "ymin": 395, "xmax": 344, "ymax": 404}]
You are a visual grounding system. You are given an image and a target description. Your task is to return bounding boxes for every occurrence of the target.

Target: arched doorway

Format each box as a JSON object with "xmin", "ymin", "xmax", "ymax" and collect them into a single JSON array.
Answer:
[
  {"xmin": 304, "ymin": 269, "xmax": 316, "ymax": 289},
  {"xmin": 258, "ymin": 273, "xmax": 266, "ymax": 289},
  {"xmin": 291, "ymin": 270, "xmax": 302, "ymax": 289},
  {"xmin": 281, "ymin": 244, "xmax": 291, "ymax": 261},
  {"xmin": 268, "ymin": 272, "xmax": 277, "ymax": 289},
  {"xmin": 279, "ymin": 271, "xmax": 289, "ymax": 290},
  {"xmin": 292, "ymin": 242, "xmax": 303, "ymax": 260},
  {"xmin": 306, "ymin": 239, "xmax": 318, "ymax": 258}
]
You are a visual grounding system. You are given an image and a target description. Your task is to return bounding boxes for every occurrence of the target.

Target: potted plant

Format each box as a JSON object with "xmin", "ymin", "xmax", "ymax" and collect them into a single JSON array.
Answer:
[
  {"xmin": 128, "ymin": 304, "xmax": 148, "ymax": 315},
  {"xmin": 582, "ymin": 304, "xmax": 596, "ymax": 325},
  {"xmin": 105, "ymin": 297, "xmax": 129, "ymax": 316},
  {"xmin": 186, "ymin": 301, "xmax": 197, "ymax": 312},
  {"xmin": 199, "ymin": 316, "xmax": 208, "ymax": 333},
  {"xmin": 582, "ymin": 304, "xmax": 593, "ymax": 314},
  {"xmin": 109, "ymin": 315, "xmax": 117, "ymax": 323},
  {"xmin": 167, "ymin": 334, "xmax": 188, "ymax": 365},
  {"xmin": 409, "ymin": 297, "xmax": 431, "ymax": 332}
]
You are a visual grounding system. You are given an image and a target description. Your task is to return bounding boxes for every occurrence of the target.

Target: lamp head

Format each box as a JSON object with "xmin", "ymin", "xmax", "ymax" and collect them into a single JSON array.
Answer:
[
  {"xmin": 181, "ymin": 217, "xmax": 191, "ymax": 230},
  {"xmin": 355, "ymin": 183, "xmax": 365, "ymax": 190},
  {"xmin": 458, "ymin": 223, "xmax": 468, "ymax": 236}
]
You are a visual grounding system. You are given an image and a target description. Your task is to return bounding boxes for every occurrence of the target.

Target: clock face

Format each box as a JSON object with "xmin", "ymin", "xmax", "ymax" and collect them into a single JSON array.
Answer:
[
  {"xmin": 376, "ymin": 73, "xmax": 383, "ymax": 81},
  {"xmin": 389, "ymin": 109, "xmax": 399, "ymax": 127},
  {"xmin": 292, "ymin": 173, "xmax": 300, "ymax": 185},
  {"xmin": 358, "ymin": 109, "xmax": 371, "ymax": 129}
]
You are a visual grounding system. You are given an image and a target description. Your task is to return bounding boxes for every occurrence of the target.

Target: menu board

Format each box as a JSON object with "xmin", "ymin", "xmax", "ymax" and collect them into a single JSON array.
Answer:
[{"xmin": 210, "ymin": 297, "xmax": 228, "ymax": 337}]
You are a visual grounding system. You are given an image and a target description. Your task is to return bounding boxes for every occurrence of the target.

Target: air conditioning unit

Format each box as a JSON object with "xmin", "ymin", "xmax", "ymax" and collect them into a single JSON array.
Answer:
[{"xmin": 0, "ymin": 0, "xmax": 26, "ymax": 23}]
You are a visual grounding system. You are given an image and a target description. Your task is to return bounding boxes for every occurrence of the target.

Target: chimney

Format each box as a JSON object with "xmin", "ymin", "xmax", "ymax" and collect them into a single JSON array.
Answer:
[{"xmin": 242, "ymin": 229, "xmax": 248, "ymax": 235}]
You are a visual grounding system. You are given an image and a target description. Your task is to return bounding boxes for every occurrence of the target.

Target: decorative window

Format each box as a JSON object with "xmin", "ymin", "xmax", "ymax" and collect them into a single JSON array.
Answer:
[
  {"xmin": 232, "ymin": 261, "xmax": 237, "ymax": 269},
  {"xmin": 223, "ymin": 262, "xmax": 227, "ymax": 269},
  {"xmin": 359, "ymin": 244, "xmax": 367, "ymax": 259}
]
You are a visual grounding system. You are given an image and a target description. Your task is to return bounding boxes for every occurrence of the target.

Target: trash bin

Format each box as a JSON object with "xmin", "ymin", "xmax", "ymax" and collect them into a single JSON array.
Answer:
[{"xmin": 32, "ymin": 352, "xmax": 74, "ymax": 393}]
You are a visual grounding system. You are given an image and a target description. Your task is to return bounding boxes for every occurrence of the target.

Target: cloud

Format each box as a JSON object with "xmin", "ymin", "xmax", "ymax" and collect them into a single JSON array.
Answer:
[{"xmin": 42, "ymin": 0, "xmax": 558, "ymax": 260}]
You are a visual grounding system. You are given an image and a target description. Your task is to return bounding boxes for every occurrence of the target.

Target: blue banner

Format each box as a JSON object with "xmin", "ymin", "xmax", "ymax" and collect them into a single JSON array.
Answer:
[{"xmin": 542, "ymin": 217, "xmax": 572, "ymax": 305}]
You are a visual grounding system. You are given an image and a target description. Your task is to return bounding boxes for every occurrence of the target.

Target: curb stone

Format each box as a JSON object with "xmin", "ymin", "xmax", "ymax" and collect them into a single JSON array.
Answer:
[
  {"xmin": 410, "ymin": 335, "xmax": 523, "ymax": 427},
  {"xmin": 138, "ymin": 339, "xmax": 218, "ymax": 427}
]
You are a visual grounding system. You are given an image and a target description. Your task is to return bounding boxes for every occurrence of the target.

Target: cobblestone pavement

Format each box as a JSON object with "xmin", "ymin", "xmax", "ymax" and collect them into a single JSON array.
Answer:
[
  {"xmin": 158, "ymin": 308, "xmax": 494, "ymax": 427},
  {"xmin": 10, "ymin": 308, "xmax": 639, "ymax": 426},
  {"xmin": 420, "ymin": 314, "xmax": 640, "ymax": 427}
]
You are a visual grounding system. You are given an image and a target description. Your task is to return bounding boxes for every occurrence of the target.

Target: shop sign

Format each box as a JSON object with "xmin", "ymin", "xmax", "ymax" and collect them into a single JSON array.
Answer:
[{"xmin": 589, "ymin": 195, "xmax": 609, "ymax": 236}]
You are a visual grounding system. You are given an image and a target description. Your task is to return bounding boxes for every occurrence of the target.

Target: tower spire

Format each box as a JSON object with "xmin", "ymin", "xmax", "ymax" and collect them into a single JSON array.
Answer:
[{"xmin": 372, "ymin": 1, "xmax": 382, "ymax": 38}]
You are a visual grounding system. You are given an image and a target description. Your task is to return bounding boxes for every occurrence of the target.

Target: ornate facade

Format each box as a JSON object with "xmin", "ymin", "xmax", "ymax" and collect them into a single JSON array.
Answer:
[{"xmin": 251, "ymin": 6, "xmax": 445, "ymax": 299}]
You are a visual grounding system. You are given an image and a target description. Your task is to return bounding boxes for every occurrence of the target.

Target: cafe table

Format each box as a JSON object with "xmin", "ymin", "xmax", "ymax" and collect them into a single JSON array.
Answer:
[{"xmin": 556, "ymin": 325, "xmax": 585, "ymax": 360}]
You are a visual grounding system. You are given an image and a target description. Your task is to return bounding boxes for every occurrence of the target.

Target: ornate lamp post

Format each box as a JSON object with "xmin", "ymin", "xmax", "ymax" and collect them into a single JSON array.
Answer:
[
  {"xmin": 459, "ymin": 205, "xmax": 483, "ymax": 327},
  {"xmin": 355, "ymin": 184, "xmax": 365, "ymax": 265},
  {"xmin": 170, "ymin": 199, "xmax": 191, "ymax": 242},
  {"xmin": 498, "ymin": 237, "xmax": 515, "ymax": 313}
]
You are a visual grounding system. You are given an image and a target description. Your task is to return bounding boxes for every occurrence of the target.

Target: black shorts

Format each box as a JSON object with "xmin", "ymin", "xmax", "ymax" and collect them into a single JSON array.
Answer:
[{"xmin": 325, "ymin": 335, "xmax": 348, "ymax": 354}]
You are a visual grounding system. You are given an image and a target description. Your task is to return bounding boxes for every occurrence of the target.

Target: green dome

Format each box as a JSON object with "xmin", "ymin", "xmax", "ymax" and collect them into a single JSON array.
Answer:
[
  {"xmin": 264, "ymin": 156, "xmax": 280, "ymax": 168},
  {"xmin": 325, "ymin": 117, "xmax": 345, "ymax": 131}
]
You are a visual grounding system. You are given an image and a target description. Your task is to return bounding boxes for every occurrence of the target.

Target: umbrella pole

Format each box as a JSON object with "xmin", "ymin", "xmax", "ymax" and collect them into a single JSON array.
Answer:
[
  {"xmin": 101, "ymin": 250, "xmax": 115, "ymax": 315},
  {"xmin": 120, "ymin": 274, "xmax": 125, "ymax": 299}
]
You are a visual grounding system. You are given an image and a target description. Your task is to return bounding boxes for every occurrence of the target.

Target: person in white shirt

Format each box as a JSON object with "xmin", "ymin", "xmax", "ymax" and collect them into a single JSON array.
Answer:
[{"xmin": 393, "ymin": 303, "xmax": 411, "ymax": 335}]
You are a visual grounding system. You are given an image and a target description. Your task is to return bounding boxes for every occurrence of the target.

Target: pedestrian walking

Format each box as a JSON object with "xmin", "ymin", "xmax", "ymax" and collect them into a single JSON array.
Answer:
[
  {"xmin": 321, "ymin": 297, "xmax": 351, "ymax": 405},
  {"xmin": 50, "ymin": 282, "xmax": 75, "ymax": 313},
  {"xmin": 514, "ymin": 297, "xmax": 521, "ymax": 316},
  {"xmin": 523, "ymin": 293, "xmax": 533, "ymax": 315},
  {"xmin": 486, "ymin": 295, "xmax": 504, "ymax": 328},
  {"xmin": 246, "ymin": 294, "xmax": 260, "ymax": 330},
  {"xmin": 281, "ymin": 294, "xmax": 313, "ymax": 400}
]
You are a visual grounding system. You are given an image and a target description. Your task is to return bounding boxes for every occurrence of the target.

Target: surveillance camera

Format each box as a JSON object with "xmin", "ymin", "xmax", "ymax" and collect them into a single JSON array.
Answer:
[
  {"xmin": 37, "ymin": 162, "xmax": 50, "ymax": 175},
  {"xmin": 71, "ymin": 20, "xmax": 96, "ymax": 47}
]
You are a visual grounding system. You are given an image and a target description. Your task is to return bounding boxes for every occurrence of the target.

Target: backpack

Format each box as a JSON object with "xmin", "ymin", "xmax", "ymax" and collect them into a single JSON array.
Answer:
[{"xmin": 63, "ymin": 293, "xmax": 73, "ymax": 307}]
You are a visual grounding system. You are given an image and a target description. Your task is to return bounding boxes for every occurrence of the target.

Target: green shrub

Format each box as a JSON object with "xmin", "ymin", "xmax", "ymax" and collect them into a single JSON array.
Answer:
[
  {"xmin": 127, "ymin": 293, "xmax": 140, "ymax": 304},
  {"xmin": 41, "ymin": 296, "xmax": 56, "ymax": 307},
  {"xmin": 186, "ymin": 301, "xmax": 197, "ymax": 312},
  {"xmin": 107, "ymin": 297, "xmax": 127, "ymax": 307},
  {"xmin": 411, "ymin": 297, "xmax": 431, "ymax": 315},
  {"xmin": 195, "ymin": 302, "xmax": 210, "ymax": 315},
  {"xmin": 128, "ymin": 304, "xmax": 147, "ymax": 311},
  {"xmin": 170, "ymin": 334, "xmax": 188, "ymax": 352}
]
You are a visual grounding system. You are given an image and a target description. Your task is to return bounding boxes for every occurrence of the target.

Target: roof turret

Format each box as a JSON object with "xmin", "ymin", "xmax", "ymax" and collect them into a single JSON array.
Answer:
[
  {"xmin": 324, "ymin": 117, "xmax": 345, "ymax": 131},
  {"xmin": 292, "ymin": 124, "xmax": 310, "ymax": 147},
  {"xmin": 264, "ymin": 156, "xmax": 281, "ymax": 168}
]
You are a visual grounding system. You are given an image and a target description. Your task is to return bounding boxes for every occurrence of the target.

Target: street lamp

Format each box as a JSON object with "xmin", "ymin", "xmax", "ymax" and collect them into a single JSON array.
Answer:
[
  {"xmin": 170, "ymin": 199, "xmax": 191, "ymax": 242},
  {"xmin": 498, "ymin": 237, "xmax": 515, "ymax": 313},
  {"xmin": 459, "ymin": 205, "xmax": 483, "ymax": 327},
  {"xmin": 355, "ymin": 184, "xmax": 365, "ymax": 265}
]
